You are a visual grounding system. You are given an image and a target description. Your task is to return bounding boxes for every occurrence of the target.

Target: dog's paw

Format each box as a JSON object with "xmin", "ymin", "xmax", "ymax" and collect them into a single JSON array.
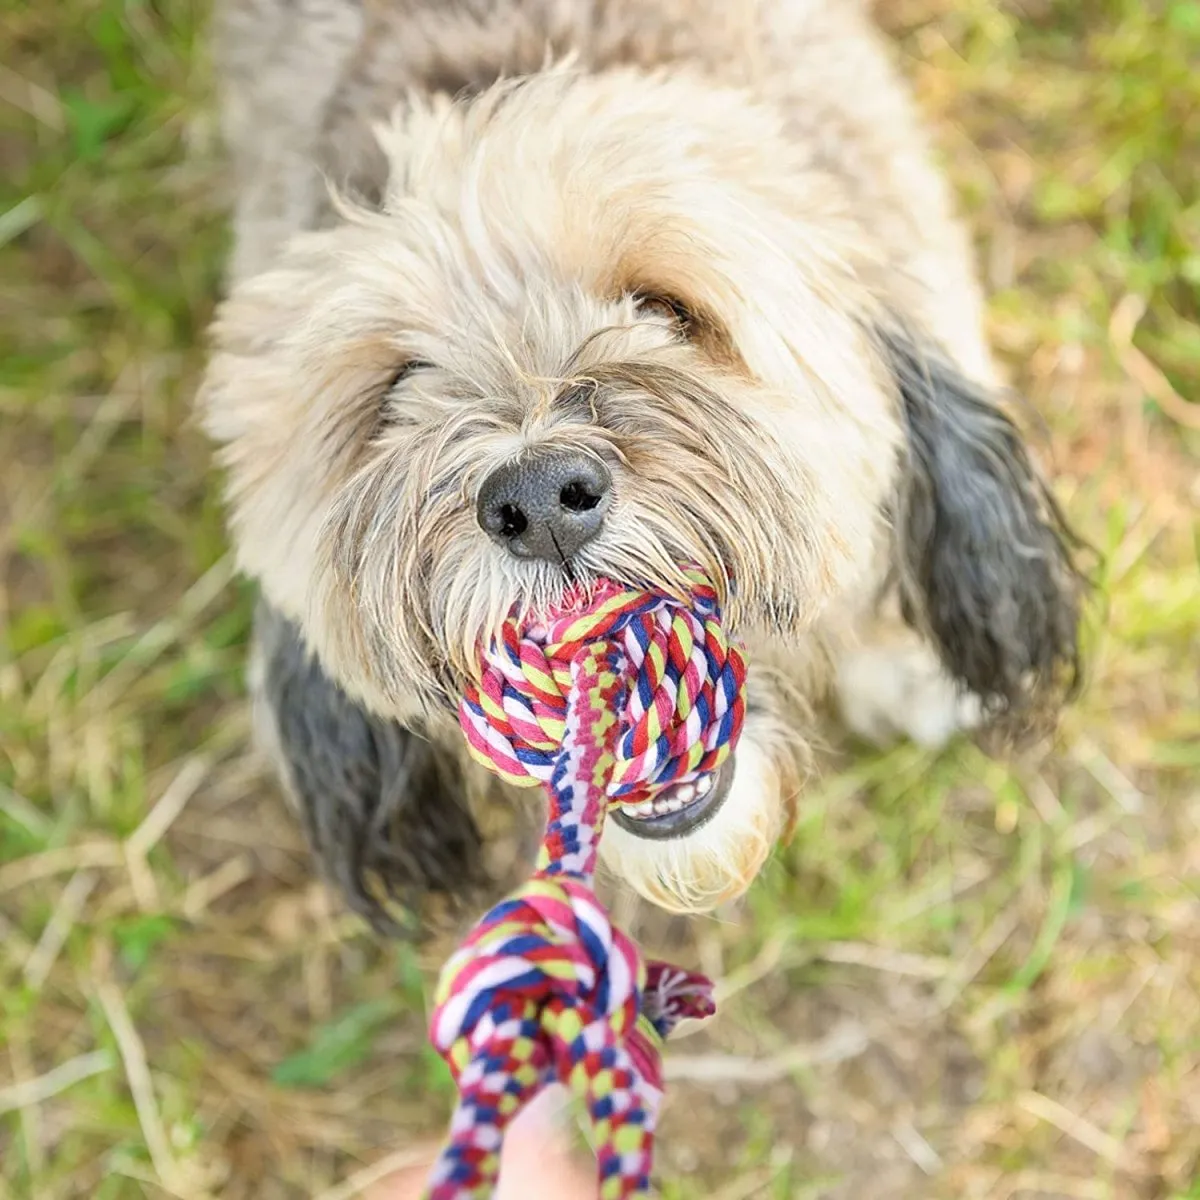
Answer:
[{"xmin": 834, "ymin": 638, "xmax": 981, "ymax": 750}]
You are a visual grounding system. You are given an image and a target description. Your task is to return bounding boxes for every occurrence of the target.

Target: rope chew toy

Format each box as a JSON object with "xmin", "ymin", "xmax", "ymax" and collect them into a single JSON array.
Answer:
[{"xmin": 423, "ymin": 571, "xmax": 747, "ymax": 1198}]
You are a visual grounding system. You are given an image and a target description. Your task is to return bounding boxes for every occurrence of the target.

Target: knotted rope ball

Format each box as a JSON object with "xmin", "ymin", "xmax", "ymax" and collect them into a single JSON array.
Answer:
[{"xmin": 424, "ymin": 570, "xmax": 747, "ymax": 1199}]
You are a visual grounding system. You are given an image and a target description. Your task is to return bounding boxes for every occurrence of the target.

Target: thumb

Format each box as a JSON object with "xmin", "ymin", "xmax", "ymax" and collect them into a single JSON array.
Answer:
[{"xmin": 368, "ymin": 1088, "xmax": 593, "ymax": 1200}]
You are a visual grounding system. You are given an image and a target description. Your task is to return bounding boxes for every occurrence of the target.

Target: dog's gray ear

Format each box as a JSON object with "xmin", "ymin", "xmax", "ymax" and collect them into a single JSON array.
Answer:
[
  {"xmin": 878, "ymin": 325, "xmax": 1083, "ymax": 730},
  {"xmin": 252, "ymin": 600, "xmax": 491, "ymax": 936}
]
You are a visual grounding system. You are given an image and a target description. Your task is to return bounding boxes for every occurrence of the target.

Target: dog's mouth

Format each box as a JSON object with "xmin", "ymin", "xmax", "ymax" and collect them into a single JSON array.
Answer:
[{"xmin": 610, "ymin": 761, "xmax": 734, "ymax": 840}]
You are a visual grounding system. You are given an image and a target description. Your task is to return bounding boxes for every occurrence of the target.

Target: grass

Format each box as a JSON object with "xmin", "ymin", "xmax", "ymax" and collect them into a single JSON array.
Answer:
[{"xmin": 1, "ymin": 0, "xmax": 1198, "ymax": 1196}]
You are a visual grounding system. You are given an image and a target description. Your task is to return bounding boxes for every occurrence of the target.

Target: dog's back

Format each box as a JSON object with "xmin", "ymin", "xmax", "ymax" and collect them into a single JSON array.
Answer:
[{"xmin": 214, "ymin": 0, "xmax": 988, "ymax": 374}]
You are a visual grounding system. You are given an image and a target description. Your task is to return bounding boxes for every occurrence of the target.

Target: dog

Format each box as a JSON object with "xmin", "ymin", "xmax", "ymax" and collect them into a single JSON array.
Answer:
[{"xmin": 200, "ymin": 0, "xmax": 1081, "ymax": 932}]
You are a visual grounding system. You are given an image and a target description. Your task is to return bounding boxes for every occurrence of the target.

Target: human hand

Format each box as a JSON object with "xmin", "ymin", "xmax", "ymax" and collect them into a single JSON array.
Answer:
[{"xmin": 369, "ymin": 1089, "xmax": 594, "ymax": 1200}]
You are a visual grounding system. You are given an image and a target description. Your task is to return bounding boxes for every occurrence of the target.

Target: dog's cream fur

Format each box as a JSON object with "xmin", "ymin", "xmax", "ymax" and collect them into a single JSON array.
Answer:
[{"xmin": 202, "ymin": 0, "xmax": 1079, "ymax": 920}]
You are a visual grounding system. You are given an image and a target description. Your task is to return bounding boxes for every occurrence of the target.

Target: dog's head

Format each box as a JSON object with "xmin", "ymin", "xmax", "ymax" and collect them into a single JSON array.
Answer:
[{"xmin": 202, "ymin": 68, "xmax": 1080, "ymax": 919}]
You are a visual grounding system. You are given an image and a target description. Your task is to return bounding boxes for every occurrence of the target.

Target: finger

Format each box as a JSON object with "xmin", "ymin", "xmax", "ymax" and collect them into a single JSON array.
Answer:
[{"xmin": 367, "ymin": 1088, "xmax": 593, "ymax": 1200}]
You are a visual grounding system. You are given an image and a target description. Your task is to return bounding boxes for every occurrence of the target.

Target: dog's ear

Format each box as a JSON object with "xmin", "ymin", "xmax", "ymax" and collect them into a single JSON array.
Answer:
[
  {"xmin": 877, "ymin": 324, "xmax": 1083, "ymax": 732},
  {"xmin": 252, "ymin": 600, "xmax": 494, "ymax": 936}
]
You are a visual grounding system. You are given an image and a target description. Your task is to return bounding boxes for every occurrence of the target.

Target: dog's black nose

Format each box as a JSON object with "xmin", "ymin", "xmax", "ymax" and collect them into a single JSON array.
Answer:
[{"xmin": 477, "ymin": 450, "xmax": 612, "ymax": 563}]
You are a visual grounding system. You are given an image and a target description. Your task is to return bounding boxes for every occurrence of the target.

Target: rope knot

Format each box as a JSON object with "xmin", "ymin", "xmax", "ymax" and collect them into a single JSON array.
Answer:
[
  {"xmin": 425, "ymin": 876, "xmax": 663, "ymax": 1198},
  {"xmin": 426, "ymin": 572, "xmax": 745, "ymax": 1199},
  {"xmin": 459, "ymin": 570, "xmax": 746, "ymax": 806},
  {"xmin": 430, "ymin": 876, "xmax": 641, "ymax": 1062}
]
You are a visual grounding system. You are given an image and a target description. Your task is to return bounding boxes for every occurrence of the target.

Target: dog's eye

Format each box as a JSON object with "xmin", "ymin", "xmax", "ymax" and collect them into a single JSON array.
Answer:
[
  {"xmin": 386, "ymin": 359, "xmax": 434, "ymax": 390},
  {"xmin": 635, "ymin": 294, "xmax": 693, "ymax": 333}
]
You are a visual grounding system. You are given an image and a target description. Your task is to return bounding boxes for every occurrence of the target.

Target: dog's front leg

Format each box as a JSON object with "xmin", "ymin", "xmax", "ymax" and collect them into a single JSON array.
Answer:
[{"xmin": 833, "ymin": 606, "xmax": 983, "ymax": 750}]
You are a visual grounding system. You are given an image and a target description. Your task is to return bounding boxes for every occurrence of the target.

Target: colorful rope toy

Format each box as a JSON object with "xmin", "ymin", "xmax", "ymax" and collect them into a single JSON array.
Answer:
[{"xmin": 423, "ymin": 570, "xmax": 747, "ymax": 1199}]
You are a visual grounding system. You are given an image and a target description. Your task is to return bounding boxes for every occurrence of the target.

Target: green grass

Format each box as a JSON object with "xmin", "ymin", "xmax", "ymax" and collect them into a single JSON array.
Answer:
[{"xmin": 2, "ymin": 0, "xmax": 1198, "ymax": 1196}]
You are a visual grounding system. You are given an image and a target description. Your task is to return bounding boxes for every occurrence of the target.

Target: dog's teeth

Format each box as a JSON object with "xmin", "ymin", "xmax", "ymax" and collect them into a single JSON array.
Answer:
[{"xmin": 627, "ymin": 781, "xmax": 712, "ymax": 820}]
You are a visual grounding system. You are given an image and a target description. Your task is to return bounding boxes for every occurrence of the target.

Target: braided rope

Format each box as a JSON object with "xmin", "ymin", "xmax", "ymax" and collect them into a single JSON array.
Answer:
[{"xmin": 424, "ymin": 571, "xmax": 746, "ymax": 1199}]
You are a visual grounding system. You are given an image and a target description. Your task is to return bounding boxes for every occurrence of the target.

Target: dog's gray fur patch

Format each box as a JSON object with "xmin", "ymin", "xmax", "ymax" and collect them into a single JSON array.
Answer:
[
  {"xmin": 882, "ymin": 325, "xmax": 1083, "ymax": 729},
  {"xmin": 254, "ymin": 600, "xmax": 487, "ymax": 934}
]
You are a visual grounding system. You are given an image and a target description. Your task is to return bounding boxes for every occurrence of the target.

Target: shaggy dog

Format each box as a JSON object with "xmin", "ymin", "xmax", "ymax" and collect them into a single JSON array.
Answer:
[{"xmin": 201, "ymin": 0, "xmax": 1080, "ymax": 931}]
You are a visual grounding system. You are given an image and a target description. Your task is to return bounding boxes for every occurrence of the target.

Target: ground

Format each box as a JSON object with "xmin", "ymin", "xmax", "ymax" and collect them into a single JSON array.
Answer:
[{"xmin": 1, "ymin": 0, "xmax": 1198, "ymax": 1197}]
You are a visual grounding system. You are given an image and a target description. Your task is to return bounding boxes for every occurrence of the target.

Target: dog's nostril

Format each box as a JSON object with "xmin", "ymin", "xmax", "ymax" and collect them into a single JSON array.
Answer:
[
  {"xmin": 559, "ymin": 480, "xmax": 602, "ymax": 513},
  {"xmin": 498, "ymin": 503, "xmax": 528, "ymax": 538}
]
